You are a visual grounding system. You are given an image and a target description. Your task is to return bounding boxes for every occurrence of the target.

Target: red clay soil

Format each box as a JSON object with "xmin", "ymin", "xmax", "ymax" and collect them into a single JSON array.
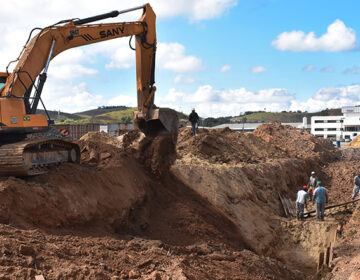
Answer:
[
  {"xmin": 0, "ymin": 123, "xmax": 356, "ymax": 279},
  {"xmin": 135, "ymin": 134, "xmax": 176, "ymax": 176},
  {"xmin": 0, "ymin": 223, "xmax": 303, "ymax": 280},
  {"xmin": 324, "ymin": 208, "xmax": 360, "ymax": 280},
  {"xmin": 253, "ymin": 121, "xmax": 335, "ymax": 160},
  {"xmin": 320, "ymin": 159, "xmax": 360, "ymax": 203},
  {"xmin": 0, "ymin": 131, "xmax": 303, "ymax": 279},
  {"xmin": 121, "ymin": 129, "xmax": 142, "ymax": 148},
  {"xmin": 177, "ymin": 127, "xmax": 286, "ymax": 164}
]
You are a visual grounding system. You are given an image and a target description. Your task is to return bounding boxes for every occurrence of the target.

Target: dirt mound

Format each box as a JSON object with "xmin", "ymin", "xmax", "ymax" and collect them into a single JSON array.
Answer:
[
  {"xmin": 135, "ymin": 134, "xmax": 176, "ymax": 176},
  {"xmin": 348, "ymin": 135, "xmax": 360, "ymax": 147},
  {"xmin": 325, "ymin": 208, "xmax": 360, "ymax": 280},
  {"xmin": 253, "ymin": 122, "xmax": 334, "ymax": 159},
  {"xmin": 80, "ymin": 131, "xmax": 122, "ymax": 148},
  {"xmin": 0, "ymin": 157, "xmax": 148, "ymax": 228},
  {"xmin": 120, "ymin": 129, "xmax": 144, "ymax": 148},
  {"xmin": 177, "ymin": 127, "xmax": 285, "ymax": 164},
  {"xmin": 0, "ymin": 224, "xmax": 302, "ymax": 280},
  {"xmin": 1, "ymin": 122, "xmax": 358, "ymax": 279},
  {"xmin": 78, "ymin": 140, "xmax": 122, "ymax": 167},
  {"xmin": 321, "ymin": 159, "xmax": 360, "ymax": 203}
]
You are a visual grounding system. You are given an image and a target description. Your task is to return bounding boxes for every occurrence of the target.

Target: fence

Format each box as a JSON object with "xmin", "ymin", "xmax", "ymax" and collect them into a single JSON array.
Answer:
[{"xmin": 53, "ymin": 123, "xmax": 134, "ymax": 140}]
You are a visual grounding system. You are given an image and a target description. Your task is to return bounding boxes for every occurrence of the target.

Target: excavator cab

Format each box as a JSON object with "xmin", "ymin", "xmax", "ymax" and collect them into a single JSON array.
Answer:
[{"xmin": 0, "ymin": 72, "xmax": 7, "ymax": 89}]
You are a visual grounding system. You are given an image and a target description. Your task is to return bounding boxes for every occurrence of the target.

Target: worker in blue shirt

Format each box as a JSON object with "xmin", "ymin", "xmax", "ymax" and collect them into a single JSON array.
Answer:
[{"xmin": 313, "ymin": 181, "xmax": 328, "ymax": 221}]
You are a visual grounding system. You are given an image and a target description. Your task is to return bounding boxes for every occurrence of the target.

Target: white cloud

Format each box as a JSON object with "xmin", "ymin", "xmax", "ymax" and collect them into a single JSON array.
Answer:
[
  {"xmin": 158, "ymin": 85, "xmax": 294, "ymax": 117},
  {"xmin": 101, "ymin": 41, "xmax": 204, "ymax": 72},
  {"xmin": 343, "ymin": 66, "xmax": 360, "ymax": 74},
  {"xmin": 0, "ymin": 1, "xmax": 211, "ymax": 113},
  {"xmin": 250, "ymin": 66, "xmax": 267, "ymax": 73},
  {"xmin": 173, "ymin": 75, "xmax": 195, "ymax": 84},
  {"xmin": 272, "ymin": 20, "xmax": 356, "ymax": 52},
  {"xmin": 42, "ymin": 82, "xmax": 104, "ymax": 113},
  {"xmin": 152, "ymin": 0, "xmax": 237, "ymax": 21},
  {"xmin": 302, "ymin": 65, "xmax": 315, "ymax": 72},
  {"xmin": 49, "ymin": 64, "xmax": 98, "ymax": 80},
  {"xmin": 157, "ymin": 43, "xmax": 204, "ymax": 73},
  {"xmin": 108, "ymin": 94, "xmax": 137, "ymax": 107},
  {"xmin": 157, "ymin": 83, "xmax": 360, "ymax": 117},
  {"xmin": 320, "ymin": 66, "xmax": 334, "ymax": 73},
  {"xmin": 0, "ymin": 0, "xmax": 237, "ymax": 27},
  {"xmin": 289, "ymin": 85, "xmax": 360, "ymax": 112},
  {"xmin": 220, "ymin": 64, "xmax": 231, "ymax": 72}
]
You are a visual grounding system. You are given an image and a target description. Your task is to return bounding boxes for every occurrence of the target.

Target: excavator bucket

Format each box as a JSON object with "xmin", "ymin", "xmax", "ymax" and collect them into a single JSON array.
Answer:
[{"xmin": 133, "ymin": 108, "xmax": 179, "ymax": 143}]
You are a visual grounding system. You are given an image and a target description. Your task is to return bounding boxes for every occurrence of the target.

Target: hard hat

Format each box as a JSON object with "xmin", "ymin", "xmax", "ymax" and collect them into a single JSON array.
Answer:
[
  {"xmin": 303, "ymin": 185, "xmax": 308, "ymax": 190},
  {"xmin": 311, "ymin": 171, "xmax": 315, "ymax": 175},
  {"xmin": 317, "ymin": 181, "xmax": 321, "ymax": 185}
]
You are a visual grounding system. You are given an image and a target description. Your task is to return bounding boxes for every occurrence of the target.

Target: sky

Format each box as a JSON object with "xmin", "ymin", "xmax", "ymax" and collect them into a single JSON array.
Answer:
[{"xmin": 1, "ymin": 0, "xmax": 360, "ymax": 117}]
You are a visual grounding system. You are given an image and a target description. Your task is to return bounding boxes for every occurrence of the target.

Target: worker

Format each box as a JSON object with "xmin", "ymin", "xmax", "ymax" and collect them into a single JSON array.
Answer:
[
  {"xmin": 352, "ymin": 170, "xmax": 360, "ymax": 201},
  {"xmin": 189, "ymin": 108, "xmax": 199, "ymax": 137},
  {"xmin": 307, "ymin": 171, "xmax": 318, "ymax": 201},
  {"xmin": 313, "ymin": 181, "xmax": 328, "ymax": 221},
  {"xmin": 296, "ymin": 186, "xmax": 308, "ymax": 220}
]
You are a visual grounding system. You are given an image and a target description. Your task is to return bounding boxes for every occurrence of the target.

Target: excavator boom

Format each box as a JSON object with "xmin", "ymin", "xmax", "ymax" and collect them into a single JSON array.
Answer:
[{"xmin": 0, "ymin": 4, "xmax": 178, "ymax": 176}]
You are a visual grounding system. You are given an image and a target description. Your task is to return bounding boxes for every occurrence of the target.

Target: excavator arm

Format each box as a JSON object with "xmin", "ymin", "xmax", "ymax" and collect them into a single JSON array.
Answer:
[{"xmin": 0, "ymin": 3, "xmax": 177, "ymax": 139}]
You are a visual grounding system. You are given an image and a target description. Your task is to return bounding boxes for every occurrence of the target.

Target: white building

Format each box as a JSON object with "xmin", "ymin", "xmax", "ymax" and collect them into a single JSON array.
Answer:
[
  {"xmin": 311, "ymin": 106, "xmax": 360, "ymax": 140},
  {"xmin": 212, "ymin": 122, "xmax": 310, "ymax": 132}
]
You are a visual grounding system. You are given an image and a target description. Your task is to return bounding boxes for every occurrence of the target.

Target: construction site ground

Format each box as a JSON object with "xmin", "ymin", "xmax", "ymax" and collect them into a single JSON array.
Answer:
[{"xmin": 1, "ymin": 122, "xmax": 360, "ymax": 279}]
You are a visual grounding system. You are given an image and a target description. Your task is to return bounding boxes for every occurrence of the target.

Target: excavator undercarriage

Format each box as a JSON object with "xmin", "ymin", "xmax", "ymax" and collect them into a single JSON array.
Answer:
[{"xmin": 0, "ymin": 138, "xmax": 80, "ymax": 176}]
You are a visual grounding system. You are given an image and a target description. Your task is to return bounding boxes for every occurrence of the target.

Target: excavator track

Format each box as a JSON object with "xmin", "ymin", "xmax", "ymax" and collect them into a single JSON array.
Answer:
[{"xmin": 0, "ymin": 139, "xmax": 80, "ymax": 176}]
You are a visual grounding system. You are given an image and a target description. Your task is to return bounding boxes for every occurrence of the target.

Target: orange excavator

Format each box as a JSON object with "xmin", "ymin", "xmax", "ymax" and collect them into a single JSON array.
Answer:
[{"xmin": 0, "ymin": 4, "xmax": 178, "ymax": 176}]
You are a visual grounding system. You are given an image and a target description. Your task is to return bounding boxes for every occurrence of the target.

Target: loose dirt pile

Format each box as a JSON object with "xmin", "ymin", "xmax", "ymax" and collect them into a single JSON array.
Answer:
[
  {"xmin": 0, "ymin": 224, "xmax": 303, "ymax": 280},
  {"xmin": 253, "ymin": 121, "xmax": 335, "ymax": 160},
  {"xmin": 348, "ymin": 135, "xmax": 360, "ymax": 147},
  {"xmin": 177, "ymin": 127, "xmax": 285, "ymax": 164},
  {"xmin": 324, "ymin": 208, "xmax": 360, "ymax": 280},
  {"xmin": 321, "ymin": 159, "xmax": 360, "ymax": 203},
  {"xmin": 80, "ymin": 131, "xmax": 122, "ymax": 148},
  {"xmin": 0, "ymin": 123, "xmax": 359, "ymax": 279}
]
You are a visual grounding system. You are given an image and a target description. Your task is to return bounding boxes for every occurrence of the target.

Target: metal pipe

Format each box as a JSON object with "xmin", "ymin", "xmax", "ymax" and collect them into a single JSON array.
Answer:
[
  {"xmin": 44, "ymin": 39, "xmax": 56, "ymax": 73},
  {"xmin": 304, "ymin": 198, "xmax": 360, "ymax": 216}
]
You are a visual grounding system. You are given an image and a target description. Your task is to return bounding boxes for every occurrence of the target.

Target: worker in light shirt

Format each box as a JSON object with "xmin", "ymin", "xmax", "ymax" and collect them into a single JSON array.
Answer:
[{"xmin": 296, "ymin": 186, "xmax": 308, "ymax": 221}]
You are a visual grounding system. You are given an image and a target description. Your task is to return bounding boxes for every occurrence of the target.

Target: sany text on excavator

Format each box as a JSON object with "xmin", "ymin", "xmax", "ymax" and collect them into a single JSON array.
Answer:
[{"xmin": 0, "ymin": 3, "xmax": 178, "ymax": 176}]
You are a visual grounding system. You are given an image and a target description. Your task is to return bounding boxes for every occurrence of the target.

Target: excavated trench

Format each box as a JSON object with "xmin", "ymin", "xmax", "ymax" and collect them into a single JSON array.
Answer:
[
  {"xmin": 0, "ymin": 124, "xmax": 359, "ymax": 279},
  {"xmin": 171, "ymin": 158, "xmax": 347, "ymax": 278}
]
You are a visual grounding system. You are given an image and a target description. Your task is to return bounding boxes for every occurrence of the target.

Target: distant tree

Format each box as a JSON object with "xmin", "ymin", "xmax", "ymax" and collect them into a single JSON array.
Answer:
[{"xmin": 120, "ymin": 116, "xmax": 132, "ymax": 123}]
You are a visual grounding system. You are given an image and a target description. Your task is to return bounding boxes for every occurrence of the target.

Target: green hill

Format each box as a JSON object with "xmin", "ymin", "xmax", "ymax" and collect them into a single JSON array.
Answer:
[
  {"xmin": 51, "ymin": 106, "xmax": 343, "ymax": 126},
  {"xmin": 202, "ymin": 109, "xmax": 342, "ymax": 127},
  {"xmin": 55, "ymin": 107, "xmax": 189, "ymax": 125},
  {"xmin": 76, "ymin": 106, "xmax": 129, "ymax": 117}
]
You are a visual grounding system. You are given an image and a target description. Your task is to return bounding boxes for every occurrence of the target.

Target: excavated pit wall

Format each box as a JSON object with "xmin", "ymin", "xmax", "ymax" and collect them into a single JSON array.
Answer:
[
  {"xmin": 171, "ymin": 157, "xmax": 318, "ymax": 253},
  {"xmin": 171, "ymin": 124, "xmax": 345, "ymax": 276},
  {"xmin": 171, "ymin": 157, "xmax": 341, "ymax": 276},
  {"xmin": 0, "ymin": 125, "xmax": 351, "ymax": 279}
]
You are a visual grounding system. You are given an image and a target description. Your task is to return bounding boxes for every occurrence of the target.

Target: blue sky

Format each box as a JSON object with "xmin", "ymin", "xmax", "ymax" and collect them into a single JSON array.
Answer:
[{"xmin": 2, "ymin": 0, "xmax": 360, "ymax": 117}]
